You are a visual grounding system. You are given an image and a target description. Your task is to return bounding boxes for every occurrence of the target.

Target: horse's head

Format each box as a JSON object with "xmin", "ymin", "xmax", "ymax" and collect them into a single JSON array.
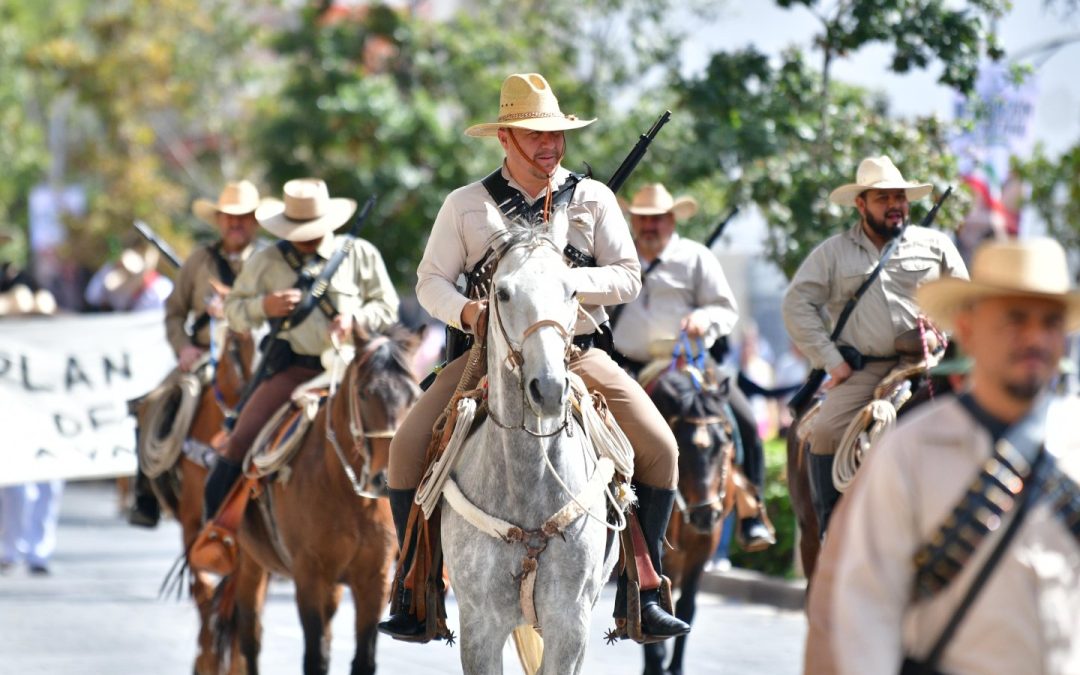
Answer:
[
  {"xmin": 487, "ymin": 206, "xmax": 577, "ymax": 421},
  {"xmin": 341, "ymin": 323, "xmax": 422, "ymax": 470},
  {"xmin": 651, "ymin": 368, "xmax": 733, "ymax": 534}
]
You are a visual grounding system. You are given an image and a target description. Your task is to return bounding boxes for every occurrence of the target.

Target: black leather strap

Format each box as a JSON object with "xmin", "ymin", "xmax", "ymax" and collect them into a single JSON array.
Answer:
[
  {"xmin": 480, "ymin": 168, "xmax": 596, "ymax": 268},
  {"xmin": 190, "ymin": 242, "xmax": 240, "ymax": 336}
]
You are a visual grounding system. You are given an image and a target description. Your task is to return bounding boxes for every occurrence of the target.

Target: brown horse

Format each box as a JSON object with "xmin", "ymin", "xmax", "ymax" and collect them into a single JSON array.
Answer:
[
  {"xmin": 640, "ymin": 366, "xmax": 737, "ymax": 675},
  {"xmin": 217, "ymin": 325, "xmax": 419, "ymax": 675},
  {"xmin": 134, "ymin": 329, "xmax": 255, "ymax": 675},
  {"xmin": 785, "ymin": 363, "xmax": 954, "ymax": 580}
]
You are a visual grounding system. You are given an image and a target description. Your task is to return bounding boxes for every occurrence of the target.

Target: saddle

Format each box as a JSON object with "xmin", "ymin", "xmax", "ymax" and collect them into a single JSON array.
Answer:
[{"xmin": 189, "ymin": 370, "xmax": 345, "ymax": 576}]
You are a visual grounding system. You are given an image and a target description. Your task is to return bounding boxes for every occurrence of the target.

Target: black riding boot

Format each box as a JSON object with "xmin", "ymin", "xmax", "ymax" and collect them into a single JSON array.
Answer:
[
  {"xmin": 377, "ymin": 488, "xmax": 426, "ymax": 639},
  {"xmin": 634, "ymin": 483, "xmax": 691, "ymax": 638},
  {"xmin": 807, "ymin": 452, "xmax": 841, "ymax": 537},
  {"xmin": 128, "ymin": 468, "xmax": 161, "ymax": 528},
  {"xmin": 203, "ymin": 458, "xmax": 243, "ymax": 522}
]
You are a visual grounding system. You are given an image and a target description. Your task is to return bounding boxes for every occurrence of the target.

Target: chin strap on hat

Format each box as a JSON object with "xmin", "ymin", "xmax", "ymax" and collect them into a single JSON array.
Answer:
[{"xmin": 506, "ymin": 129, "xmax": 563, "ymax": 223}]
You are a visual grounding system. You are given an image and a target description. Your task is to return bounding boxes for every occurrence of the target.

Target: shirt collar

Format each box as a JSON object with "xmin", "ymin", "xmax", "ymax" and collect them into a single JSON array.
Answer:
[
  {"xmin": 500, "ymin": 162, "xmax": 570, "ymax": 205},
  {"xmin": 640, "ymin": 232, "xmax": 680, "ymax": 266},
  {"xmin": 846, "ymin": 219, "xmax": 905, "ymax": 256}
]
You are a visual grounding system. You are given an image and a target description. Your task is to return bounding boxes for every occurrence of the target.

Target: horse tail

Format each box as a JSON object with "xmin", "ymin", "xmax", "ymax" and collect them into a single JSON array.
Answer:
[
  {"xmin": 510, "ymin": 625, "xmax": 543, "ymax": 675},
  {"xmin": 158, "ymin": 551, "xmax": 191, "ymax": 601}
]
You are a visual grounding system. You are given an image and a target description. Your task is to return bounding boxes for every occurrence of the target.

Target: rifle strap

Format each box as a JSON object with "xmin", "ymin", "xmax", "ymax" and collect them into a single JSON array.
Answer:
[
  {"xmin": 274, "ymin": 240, "xmax": 339, "ymax": 326},
  {"xmin": 828, "ymin": 225, "xmax": 907, "ymax": 345},
  {"xmin": 481, "ymin": 168, "xmax": 595, "ymax": 268},
  {"xmin": 190, "ymin": 242, "xmax": 240, "ymax": 337}
]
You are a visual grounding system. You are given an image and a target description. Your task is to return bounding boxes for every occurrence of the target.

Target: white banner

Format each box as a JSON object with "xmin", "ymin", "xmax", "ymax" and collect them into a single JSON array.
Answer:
[{"xmin": 0, "ymin": 310, "xmax": 175, "ymax": 486}]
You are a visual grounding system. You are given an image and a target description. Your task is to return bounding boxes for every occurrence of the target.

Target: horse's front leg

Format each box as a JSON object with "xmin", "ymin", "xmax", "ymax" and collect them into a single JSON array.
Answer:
[
  {"xmin": 642, "ymin": 641, "xmax": 666, "ymax": 675},
  {"xmin": 294, "ymin": 571, "xmax": 344, "ymax": 675},
  {"xmin": 457, "ymin": 603, "xmax": 512, "ymax": 675},
  {"xmin": 666, "ymin": 559, "xmax": 706, "ymax": 675},
  {"xmin": 232, "ymin": 551, "xmax": 270, "ymax": 675},
  {"xmin": 536, "ymin": 606, "xmax": 591, "ymax": 675}
]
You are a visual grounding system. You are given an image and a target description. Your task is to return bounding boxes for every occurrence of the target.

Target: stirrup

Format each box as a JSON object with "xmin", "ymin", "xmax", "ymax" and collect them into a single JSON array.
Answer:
[{"xmin": 605, "ymin": 576, "xmax": 678, "ymax": 645}]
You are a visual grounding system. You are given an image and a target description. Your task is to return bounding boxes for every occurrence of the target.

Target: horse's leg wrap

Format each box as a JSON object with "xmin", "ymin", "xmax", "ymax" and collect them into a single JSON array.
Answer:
[{"xmin": 807, "ymin": 451, "xmax": 841, "ymax": 538}]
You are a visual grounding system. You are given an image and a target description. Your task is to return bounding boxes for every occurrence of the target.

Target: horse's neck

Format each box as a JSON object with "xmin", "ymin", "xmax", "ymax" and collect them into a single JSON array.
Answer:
[{"xmin": 454, "ymin": 366, "xmax": 583, "ymax": 527}]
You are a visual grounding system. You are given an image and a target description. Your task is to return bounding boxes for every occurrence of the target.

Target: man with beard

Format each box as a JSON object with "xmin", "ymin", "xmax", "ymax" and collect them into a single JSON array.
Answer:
[
  {"xmin": 832, "ymin": 238, "xmax": 1080, "ymax": 674},
  {"xmin": 782, "ymin": 156, "xmax": 967, "ymax": 535}
]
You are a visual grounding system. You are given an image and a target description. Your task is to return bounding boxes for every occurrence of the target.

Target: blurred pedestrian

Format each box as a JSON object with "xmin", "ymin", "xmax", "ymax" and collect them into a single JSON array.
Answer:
[{"xmin": 0, "ymin": 481, "xmax": 65, "ymax": 575}]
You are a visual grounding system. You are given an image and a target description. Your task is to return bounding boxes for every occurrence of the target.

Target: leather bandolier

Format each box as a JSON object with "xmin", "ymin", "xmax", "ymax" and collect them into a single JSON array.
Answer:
[
  {"xmin": 188, "ymin": 242, "xmax": 241, "ymax": 342},
  {"xmin": 440, "ymin": 169, "xmax": 598, "ymax": 366},
  {"xmin": 913, "ymin": 443, "xmax": 1080, "ymax": 600}
]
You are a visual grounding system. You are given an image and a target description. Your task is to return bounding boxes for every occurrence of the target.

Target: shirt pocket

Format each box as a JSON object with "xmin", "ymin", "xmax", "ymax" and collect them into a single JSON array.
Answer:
[
  {"xmin": 893, "ymin": 256, "xmax": 939, "ymax": 295},
  {"xmin": 643, "ymin": 269, "xmax": 690, "ymax": 309},
  {"xmin": 329, "ymin": 275, "xmax": 360, "ymax": 305},
  {"xmin": 836, "ymin": 260, "xmax": 876, "ymax": 300},
  {"xmin": 566, "ymin": 204, "xmax": 596, "ymax": 256}
]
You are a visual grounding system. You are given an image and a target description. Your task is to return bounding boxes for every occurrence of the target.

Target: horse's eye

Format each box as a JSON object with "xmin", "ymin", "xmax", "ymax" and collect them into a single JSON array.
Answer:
[{"xmin": 496, "ymin": 288, "xmax": 510, "ymax": 302}]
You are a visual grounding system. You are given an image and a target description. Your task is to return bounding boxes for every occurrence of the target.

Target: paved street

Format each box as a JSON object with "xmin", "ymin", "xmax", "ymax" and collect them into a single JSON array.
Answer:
[{"xmin": 0, "ymin": 481, "xmax": 807, "ymax": 674}]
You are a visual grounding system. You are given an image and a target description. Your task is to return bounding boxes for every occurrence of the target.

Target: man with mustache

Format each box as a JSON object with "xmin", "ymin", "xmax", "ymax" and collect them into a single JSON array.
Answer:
[
  {"xmin": 782, "ymin": 156, "xmax": 967, "ymax": 536},
  {"xmin": 380, "ymin": 73, "xmax": 689, "ymax": 642},
  {"xmin": 831, "ymin": 238, "xmax": 1080, "ymax": 674},
  {"xmin": 613, "ymin": 182, "xmax": 775, "ymax": 551},
  {"xmin": 128, "ymin": 181, "xmax": 264, "ymax": 528}
]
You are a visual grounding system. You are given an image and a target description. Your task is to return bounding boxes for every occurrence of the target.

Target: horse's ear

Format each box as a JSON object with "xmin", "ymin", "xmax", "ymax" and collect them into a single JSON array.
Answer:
[{"xmin": 548, "ymin": 204, "xmax": 570, "ymax": 250}]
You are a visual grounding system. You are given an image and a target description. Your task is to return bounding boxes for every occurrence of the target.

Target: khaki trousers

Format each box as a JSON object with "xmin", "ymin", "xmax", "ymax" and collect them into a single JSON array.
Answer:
[
  {"xmin": 387, "ymin": 347, "xmax": 679, "ymax": 490},
  {"xmin": 223, "ymin": 365, "xmax": 321, "ymax": 463},
  {"xmin": 808, "ymin": 360, "xmax": 897, "ymax": 456}
]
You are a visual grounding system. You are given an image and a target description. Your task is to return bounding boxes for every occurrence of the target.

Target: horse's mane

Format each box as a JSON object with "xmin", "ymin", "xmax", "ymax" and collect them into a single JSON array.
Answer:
[
  {"xmin": 487, "ymin": 220, "xmax": 562, "ymax": 263},
  {"xmin": 354, "ymin": 323, "xmax": 420, "ymax": 410}
]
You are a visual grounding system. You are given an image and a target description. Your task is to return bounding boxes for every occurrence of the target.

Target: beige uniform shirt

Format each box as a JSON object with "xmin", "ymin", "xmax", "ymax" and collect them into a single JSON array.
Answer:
[
  {"xmin": 224, "ymin": 235, "xmax": 399, "ymax": 357},
  {"xmin": 612, "ymin": 234, "xmax": 739, "ymax": 363},
  {"xmin": 782, "ymin": 223, "xmax": 967, "ymax": 371},
  {"xmin": 833, "ymin": 396, "xmax": 1080, "ymax": 675},
  {"xmin": 164, "ymin": 242, "xmax": 254, "ymax": 356},
  {"xmin": 415, "ymin": 164, "xmax": 640, "ymax": 335}
]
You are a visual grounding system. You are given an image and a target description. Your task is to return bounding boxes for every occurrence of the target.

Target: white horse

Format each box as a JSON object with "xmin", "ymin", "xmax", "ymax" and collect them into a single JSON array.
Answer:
[{"xmin": 439, "ymin": 208, "xmax": 621, "ymax": 675}]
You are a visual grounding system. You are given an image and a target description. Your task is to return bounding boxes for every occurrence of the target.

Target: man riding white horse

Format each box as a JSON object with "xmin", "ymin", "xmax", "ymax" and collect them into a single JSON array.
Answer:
[{"xmin": 379, "ymin": 72, "xmax": 690, "ymax": 642}]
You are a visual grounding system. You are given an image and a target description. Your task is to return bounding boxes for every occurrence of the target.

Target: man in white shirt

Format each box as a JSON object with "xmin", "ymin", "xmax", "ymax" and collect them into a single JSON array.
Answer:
[
  {"xmin": 380, "ymin": 73, "xmax": 689, "ymax": 642},
  {"xmin": 612, "ymin": 183, "xmax": 775, "ymax": 550},
  {"xmin": 832, "ymin": 238, "xmax": 1080, "ymax": 675}
]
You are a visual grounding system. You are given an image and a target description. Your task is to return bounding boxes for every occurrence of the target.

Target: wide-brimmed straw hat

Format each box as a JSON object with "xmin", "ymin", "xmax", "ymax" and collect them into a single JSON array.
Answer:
[
  {"xmin": 627, "ymin": 183, "xmax": 698, "ymax": 221},
  {"xmin": 465, "ymin": 73, "xmax": 595, "ymax": 138},
  {"xmin": 829, "ymin": 155, "xmax": 933, "ymax": 207},
  {"xmin": 917, "ymin": 238, "xmax": 1080, "ymax": 332},
  {"xmin": 255, "ymin": 178, "xmax": 357, "ymax": 242},
  {"xmin": 192, "ymin": 180, "xmax": 262, "ymax": 225}
]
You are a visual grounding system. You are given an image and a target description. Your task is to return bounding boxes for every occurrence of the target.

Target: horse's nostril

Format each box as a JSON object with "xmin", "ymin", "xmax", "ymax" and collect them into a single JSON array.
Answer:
[{"xmin": 529, "ymin": 378, "xmax": 544, "ymax": 405}]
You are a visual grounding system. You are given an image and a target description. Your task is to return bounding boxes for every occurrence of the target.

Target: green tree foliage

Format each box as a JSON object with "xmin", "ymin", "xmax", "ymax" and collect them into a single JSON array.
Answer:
[
  {"xmin": 251, "ymin": 0, "xmax": 712, "ymax": 280},
  {"xmin": 1016, "ymin": 144, "xmax": 1080, "ymax": 255},
  {"xmin": 14, "ymin": 0, "xmax": 269, "ymax": 267},
  {"xmin": 672, "ymin": 47, "xmax": 969, "ymax": 277},
  {"xmin": 667, "ymin": 1, "xmax": 1008, "ymax": 277}
]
